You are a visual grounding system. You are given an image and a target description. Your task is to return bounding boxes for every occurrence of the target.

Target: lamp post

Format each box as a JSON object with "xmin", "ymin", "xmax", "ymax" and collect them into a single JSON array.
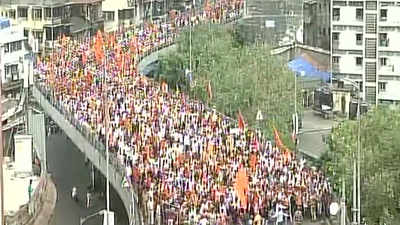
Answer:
[{"xmin": 341, "ymin": 78, "xmax": 361, "ymax": 225}]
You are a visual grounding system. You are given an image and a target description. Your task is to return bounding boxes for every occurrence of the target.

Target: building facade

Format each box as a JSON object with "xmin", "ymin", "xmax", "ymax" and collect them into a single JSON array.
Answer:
[
  {"xmin": 238, "ymin": 0, "xmax": 304, "ymax": 45},
  {"xmin": 0, "ymin": 26, "xmax": 33, "ymax": 90},
  {"xmin": 331, "ymin": 0, "xmax": 400, "ymax": 105},
  {"xmin": 303, "ymin": 0, "xmax": 330, "ymax": 50},
  {"xmin": 0, "ymin": 0, "xmax": 103, "ymax": 54}
]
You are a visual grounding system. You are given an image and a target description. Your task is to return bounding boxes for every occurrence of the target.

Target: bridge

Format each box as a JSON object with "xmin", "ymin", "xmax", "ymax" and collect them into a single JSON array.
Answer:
[
  {"xmin": 31, "ymin": 9, "xmax": 245, "ymax": 224},
  {"xmin": 32, "ymin": 84, "xmax": 140, "ymax": 225}
]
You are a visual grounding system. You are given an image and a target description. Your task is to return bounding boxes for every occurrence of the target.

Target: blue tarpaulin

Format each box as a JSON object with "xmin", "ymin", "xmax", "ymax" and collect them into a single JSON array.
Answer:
[
  {"xmin": 0, "ymin": 18, "xmax": 10, "ymax": 30},
  {"xmin": 288, "ymin": 56, "xmax": 331, "ymax": 82}
]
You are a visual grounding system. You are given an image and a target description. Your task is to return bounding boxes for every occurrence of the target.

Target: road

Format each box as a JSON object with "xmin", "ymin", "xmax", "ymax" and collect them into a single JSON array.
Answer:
[{"xmin": 47, "ymin": 133, "xmax": 129, "ymax": 225}]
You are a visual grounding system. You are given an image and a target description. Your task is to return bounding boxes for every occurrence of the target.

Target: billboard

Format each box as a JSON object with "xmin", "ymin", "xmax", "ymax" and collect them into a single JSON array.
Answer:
[{"xmin": 14, "ymin": 135, "xmax": 33, "ymax": 174}]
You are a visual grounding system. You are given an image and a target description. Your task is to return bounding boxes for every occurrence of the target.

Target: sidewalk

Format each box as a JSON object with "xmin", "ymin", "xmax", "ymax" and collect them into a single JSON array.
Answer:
[{"xmin": 29, "ymin": 176, "xmax": 57, "ymax": 225}]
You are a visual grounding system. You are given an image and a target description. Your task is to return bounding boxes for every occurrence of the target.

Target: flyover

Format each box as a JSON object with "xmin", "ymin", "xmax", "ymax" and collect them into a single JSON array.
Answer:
[{"xmin": 31, "ymin": 13, "xmax": 244, "ymax": 225}]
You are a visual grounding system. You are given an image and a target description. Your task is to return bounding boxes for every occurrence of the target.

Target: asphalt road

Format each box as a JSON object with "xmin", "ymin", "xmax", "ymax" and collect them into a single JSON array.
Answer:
[{"xmin": 47, "ymin": 133, "xmax": 129, "ymax": 225}]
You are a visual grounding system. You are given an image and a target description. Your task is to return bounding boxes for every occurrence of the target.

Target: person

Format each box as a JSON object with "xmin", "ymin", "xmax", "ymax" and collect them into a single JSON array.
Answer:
[
  {"xmin": 86, "ymin": 191, "xmax": 91, "ymax": 208},
  {"xmin": 272, "ymin": 208, "xmax": 288, "ymax": 225},
  {"xmin": 28, "ymin": 179, "xmax": 33, "ymax": 201},
  {"xmin": 72, "ymin": 186, "xmax": 78, "ymax": 202}
]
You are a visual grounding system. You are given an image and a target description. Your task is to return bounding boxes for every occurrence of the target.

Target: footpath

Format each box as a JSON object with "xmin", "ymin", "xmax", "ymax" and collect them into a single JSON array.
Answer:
[{"xmin": 28, "ymin": 176, "xmax": 57, "ymax": 225}]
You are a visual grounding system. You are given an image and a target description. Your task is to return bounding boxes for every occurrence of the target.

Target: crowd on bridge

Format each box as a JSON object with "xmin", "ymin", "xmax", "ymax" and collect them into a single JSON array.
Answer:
[{"xmin": 35, "ymin": 1, "xmax": 333, "ymax": 224}]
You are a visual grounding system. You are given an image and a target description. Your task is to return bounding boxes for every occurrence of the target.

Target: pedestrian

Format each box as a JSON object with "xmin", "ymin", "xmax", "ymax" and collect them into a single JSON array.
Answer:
[
  {"xmin": 86, "ymin": 191, "xmax": 91, "ymax": 208},
  {"xmin": 28, "ymin": 179, "xmax": 33, "ymax": 201},
  {"xmin": 271, "ymin": 208, "xmax": 288, "ymax": 225}
]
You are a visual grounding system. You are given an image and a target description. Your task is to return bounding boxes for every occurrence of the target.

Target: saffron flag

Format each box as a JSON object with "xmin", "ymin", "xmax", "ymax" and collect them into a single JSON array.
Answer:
[
  {"xmin": 94, "ymin": 31, "xmax": 104, "ymax": 64},
  {"xmin": 273, "ymin": 126, "xmax": 284, "ymax": 149},
  {"xmin": 238, "ymin": 110, "xmax": 245, "ymax": 131},
  {"xmin": 234, "ymin": 167, "xmax": 249, "ymax": 209}
]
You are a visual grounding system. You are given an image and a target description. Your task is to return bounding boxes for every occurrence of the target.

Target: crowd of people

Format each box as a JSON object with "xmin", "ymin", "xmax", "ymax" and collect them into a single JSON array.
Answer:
[{"xmin": 36, "ymin": 1, "xmax": 333, "ymax": 225}]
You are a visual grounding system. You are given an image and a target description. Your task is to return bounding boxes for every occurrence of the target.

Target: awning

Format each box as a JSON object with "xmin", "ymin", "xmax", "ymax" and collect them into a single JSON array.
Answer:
[{"xmin": 288, "ymin": 56, "xmax": 331, "ymax": 82}]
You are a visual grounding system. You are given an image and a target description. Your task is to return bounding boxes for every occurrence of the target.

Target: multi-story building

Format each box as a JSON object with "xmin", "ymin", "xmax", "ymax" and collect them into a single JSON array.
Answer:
[
  {"xmin": 0, "ymin": 0, "xmax": 103, "ymax": 54},
  {"xmin": 103, "ymin": 0, "xmax": 140, "ymax": 32},
  {"xmin": 102, "ymin": 0, "xmax": 187, "ymax": 32},
  {"xmin": 331, "ymin": 0, "xmax": 400, "ymax": 105},
  {"xmin": 238, "ymin": 0, "xmax": 304, "ymax": 45},
  {"xmin": 0, "ymin": 25, "xmax": 33, "ymax": 89},
  {"xmin": 303, "ymin": 0, "xmax": 330, "ymax": 50}
]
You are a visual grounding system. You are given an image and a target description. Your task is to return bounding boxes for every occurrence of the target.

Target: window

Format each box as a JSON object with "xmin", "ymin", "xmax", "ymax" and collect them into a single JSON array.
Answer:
[
  {"xmin": 18, "ymin": 7, "xmax": 28, "ymax": 18},
  {"xmin": 104, "ymin": 11, "xmax": 115, "ymax": 21},
  {"xmin": 356, "ymin": 8, "xmax": 363, "ymax": 21},
  {"xmin": 380, "ymin": 9, "xmax": 387, "ymax": 21},
  {"xmin": 378, "ymin": 82, "xmax": 386, "ymax": 92},
  {"xmin": 9, "ymin": 9, "xmax": 15, "ymax": 19},
  {"xmin": 53, "ymin": 7, "xmax": 62, "ymax": 18},
  {"xmin": 333, "ymin": 8, "xmax": 340, "ymax": 21},
  {"xmin": 32, "ymin": 8, "xmax": 42, "ymax": 21},
  {"xmin": 9, "ymin": 41, "xmax": 22, "ymax": 52},
  {"xmin": 356, "ymin": 57, "xmax": 363, "ymax": 66},
  {"xmin": 4, "ymin": 64, "xmax": 19, "ymax": 81},
  {"xmin": 33, "ymin": 31, "xmax": 43, "ymax": 44},
  {"xmin": 332, "ymin": 32, "xmax": 339, "ymax": 41},
  {"xmin": 333, "ymin": 56, "xmax": 340, "ymax": 63},
  {"xmin": 356, "ymin": 33, "xmax": 363, "ymax": 45},
  {"xmin": 356, "ymin": 81, "xmax": 363, "ymax": 92},
  {"xmin": 44, "ymin": 8, "xmax": 51, "ymax": 18},
  {"xmin": 23, "ymin": 28, "xmax": 29, "ymax": 37},
  {"xmin": 380, "ymin": 57, "xmax": 387, "ymax": 66},
  {"xmin": 4, "ymin": 43, "xmax": 9, "ymax": 53},
  {"xmin": 379, "ymin": 33, "xmax": 389, "ymax": 47}
]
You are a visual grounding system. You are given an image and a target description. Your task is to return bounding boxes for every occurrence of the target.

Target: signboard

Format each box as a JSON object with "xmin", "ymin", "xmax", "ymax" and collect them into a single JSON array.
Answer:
[
  {"xmin": 265, "ymin": 20, "xmax": 275, "ymax": 28},
  {"xmin": 256, "ymin": 110, "xmax": 263, "ymax": 121},
  {"xmin": 14, "ymin": 135, "xmax": 33, "ymax": 174}
]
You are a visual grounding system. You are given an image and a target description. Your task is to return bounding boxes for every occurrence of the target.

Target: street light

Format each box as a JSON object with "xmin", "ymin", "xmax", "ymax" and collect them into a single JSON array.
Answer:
[{"xmin": 341, "ymin": 78, "xmax": 361, "ymax": 225}]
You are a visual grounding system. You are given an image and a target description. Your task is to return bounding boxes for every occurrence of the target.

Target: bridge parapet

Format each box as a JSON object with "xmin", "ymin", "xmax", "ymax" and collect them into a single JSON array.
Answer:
[{"xmin": 32, "ymin": 83, "xmax": 141, "ymax": 225}]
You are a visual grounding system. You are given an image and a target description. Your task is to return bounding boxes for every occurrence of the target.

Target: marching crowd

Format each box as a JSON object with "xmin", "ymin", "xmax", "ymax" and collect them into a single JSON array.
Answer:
[{"xmin": 36, "ymin": 1, "xmax": 333, "ymax": 225}]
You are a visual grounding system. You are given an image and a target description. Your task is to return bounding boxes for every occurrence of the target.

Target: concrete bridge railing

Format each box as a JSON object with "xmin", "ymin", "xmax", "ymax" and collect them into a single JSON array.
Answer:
[{"xmin": 32, "ymin": 84, "xmax": 141, "ymax": 225}]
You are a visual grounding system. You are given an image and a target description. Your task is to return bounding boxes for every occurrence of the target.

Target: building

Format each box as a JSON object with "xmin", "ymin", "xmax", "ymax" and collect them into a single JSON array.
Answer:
[
  {"xmin": 0, "ymin": 0, "xmax": 104, "ymax": 54},
  {"xmin": 103, "ymin": 0, "xmax": 140, "ymax": 32},
  {"xmin": 0, "ymin": 25, "xmax": 33, "ymax": 93},
  {"xmin": 303, "ymin": 0, "xmax": 330, "ymax": 50},
  {"xmin": 237, "ymin": 0, "xmax": 304, "ymax": 45},
  {"xmin": 331, "ymin": 0, "xmax": 400, "ymax": 105}
]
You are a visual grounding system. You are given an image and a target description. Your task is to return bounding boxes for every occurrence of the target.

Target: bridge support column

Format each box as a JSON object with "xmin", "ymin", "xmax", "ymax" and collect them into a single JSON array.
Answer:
[{"xmin": 91, "ymin": 163, "xmax": 95, "ymax": 190}]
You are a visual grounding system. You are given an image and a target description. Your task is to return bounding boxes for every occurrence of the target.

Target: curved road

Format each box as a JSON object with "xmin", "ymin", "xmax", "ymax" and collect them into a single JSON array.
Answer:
[{"xmin": 47, "ymin": 133, "xmax": 129, "ymax": 225}]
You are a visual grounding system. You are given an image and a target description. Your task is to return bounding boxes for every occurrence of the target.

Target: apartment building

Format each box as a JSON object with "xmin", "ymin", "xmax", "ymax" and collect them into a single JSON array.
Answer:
[
  {"xmin": 0, "ymin": 26, "xmax": 33, "ymax": 88},
  {"xmin": 0, "ymin": 0, "xmax": 103, "ymax": 53},
  {"xmin": 303, "ymin": 0, "xmax": 330, "ymax": 50},
  {"xmin": 103, "ymin": 0, "xmax": 139, "ymax": 32},
  {"xmin": 331, "ymin": 0, "xmax": 400, "ymax": 105}
]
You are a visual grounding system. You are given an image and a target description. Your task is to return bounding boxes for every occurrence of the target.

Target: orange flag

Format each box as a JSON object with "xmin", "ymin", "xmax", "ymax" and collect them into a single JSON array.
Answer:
[
  {"xmin": 250, "ymin": 154, "xmax": 257, "ymax": 171},
  {"xmin": 273, "ymin": 126, "xmax": 284, "ymax": 150},
  {"xmin": 95, "ymin": 31, "xmax": 104, "ymax": 63},
  {"xmin": 234, "ymin": 167, "xmax": 249, "ymax": 209},
  {"xmin": 238, "ymin": 110, "xmax": 245, "ymax": 131}
]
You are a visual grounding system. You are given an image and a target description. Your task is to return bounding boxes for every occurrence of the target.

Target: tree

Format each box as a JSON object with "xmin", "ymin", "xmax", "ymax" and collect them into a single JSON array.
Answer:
[
  {"xmin": 157, "ymin": 23, "xmax": 302, "ymax": 148},
  {"xmin": 324, "ymin": 106, "xmax": 400, "ymax": 224}
]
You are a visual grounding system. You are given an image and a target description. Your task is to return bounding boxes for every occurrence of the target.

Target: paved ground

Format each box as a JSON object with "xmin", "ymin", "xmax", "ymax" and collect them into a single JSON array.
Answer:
[
  {"xmin": 298, "ymin": 110, "xmax": 338, "ymax": 159},
  {"xmin": 47, "ymin": 133, "xmax": 128, "ymax": 225}
]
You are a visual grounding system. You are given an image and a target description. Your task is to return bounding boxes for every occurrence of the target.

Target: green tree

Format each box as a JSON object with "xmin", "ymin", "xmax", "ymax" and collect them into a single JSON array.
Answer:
[
  {"xmin": 324, "ymin": 106, "xmax": 400, "ymax": 224},
  {"xmin": 158, "ymin": 24, "xmax": 302, "ymax": 148}
]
